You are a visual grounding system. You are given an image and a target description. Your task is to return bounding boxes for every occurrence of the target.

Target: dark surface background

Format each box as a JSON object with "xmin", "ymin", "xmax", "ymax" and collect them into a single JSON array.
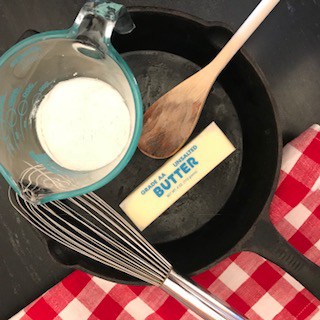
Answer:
[{"xmin": 0, "ymin": 0, "xmax": 319, "ymax": 318}]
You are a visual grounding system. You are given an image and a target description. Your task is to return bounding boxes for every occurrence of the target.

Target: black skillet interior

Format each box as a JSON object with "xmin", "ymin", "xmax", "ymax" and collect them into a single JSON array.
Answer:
[{"xmin": 46, "ymin": 9, "xmax": 281, "ymax": 285}]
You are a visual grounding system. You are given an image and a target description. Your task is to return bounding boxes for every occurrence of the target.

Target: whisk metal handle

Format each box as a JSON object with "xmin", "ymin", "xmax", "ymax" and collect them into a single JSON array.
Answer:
[{"xmin": 162, "ymin": 270, "xmax": 246, "ymax": 320}]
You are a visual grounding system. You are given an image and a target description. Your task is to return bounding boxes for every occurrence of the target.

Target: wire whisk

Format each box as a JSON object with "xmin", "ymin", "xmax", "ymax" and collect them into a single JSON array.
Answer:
[{"xmin": 9, "ymin": 188, "xmax": 245, "ymax": 320}]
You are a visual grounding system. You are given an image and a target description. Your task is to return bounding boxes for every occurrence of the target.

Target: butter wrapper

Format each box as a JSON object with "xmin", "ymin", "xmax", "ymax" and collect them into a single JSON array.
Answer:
[{"xmin": 120, "ymin": 122, "xmax": 235, "ymax": 231}]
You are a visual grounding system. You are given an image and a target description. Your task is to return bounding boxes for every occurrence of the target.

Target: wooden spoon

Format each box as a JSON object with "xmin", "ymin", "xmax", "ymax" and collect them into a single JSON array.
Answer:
[{"xmin": 138, "ymin": 0, "xmax": 280, "ymax": 159}]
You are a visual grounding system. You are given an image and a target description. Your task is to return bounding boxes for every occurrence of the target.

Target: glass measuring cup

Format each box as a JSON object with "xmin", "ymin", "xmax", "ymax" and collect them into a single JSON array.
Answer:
[{"xmin": 0, "ymin": 1, "xmax": 143, "ymax": 204}]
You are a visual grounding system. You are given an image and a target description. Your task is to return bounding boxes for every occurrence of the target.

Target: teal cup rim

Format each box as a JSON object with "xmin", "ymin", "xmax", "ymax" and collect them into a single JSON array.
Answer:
[{"xmin": 0, "ymin": 29, "xmax": 143, "ymax": 204}]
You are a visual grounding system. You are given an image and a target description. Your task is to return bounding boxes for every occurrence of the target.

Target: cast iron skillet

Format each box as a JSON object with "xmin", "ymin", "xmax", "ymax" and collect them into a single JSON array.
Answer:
[{"xmin": 33, "ymin": 8, "xmax": 319, "ymax": 298}]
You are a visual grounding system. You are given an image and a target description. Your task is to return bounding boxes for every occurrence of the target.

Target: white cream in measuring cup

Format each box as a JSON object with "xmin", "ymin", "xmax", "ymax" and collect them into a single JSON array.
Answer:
[{"xmin": 36, "ymin": 77, "xmax": 131, "ymax": 171}]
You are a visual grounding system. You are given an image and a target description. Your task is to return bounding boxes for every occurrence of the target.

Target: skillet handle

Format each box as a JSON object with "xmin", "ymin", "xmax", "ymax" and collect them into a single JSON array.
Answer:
[{"xmin": 242, "ymin": 219, "xmax": 320, "ymax": 299}]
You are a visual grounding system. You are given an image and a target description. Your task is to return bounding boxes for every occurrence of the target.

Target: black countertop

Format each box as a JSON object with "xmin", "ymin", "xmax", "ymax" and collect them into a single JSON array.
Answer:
[{"xmin": 0, "ymin": 0, "xmax": 319, "ymax": 318}]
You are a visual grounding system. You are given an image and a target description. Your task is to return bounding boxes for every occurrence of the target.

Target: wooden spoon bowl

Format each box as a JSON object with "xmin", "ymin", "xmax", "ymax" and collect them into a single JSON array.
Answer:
[{"xmin": 138, "ymin": 0, "xmax": 280, "ymax": 159}]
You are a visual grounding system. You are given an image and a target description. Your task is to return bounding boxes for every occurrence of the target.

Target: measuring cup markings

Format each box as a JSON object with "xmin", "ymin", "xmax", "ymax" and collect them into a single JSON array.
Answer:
[
  {"xmin": 22, "ymin": 83, "xmax": 38, "ymax": 100},
  {"xmin": 8, "ymin": 109, "xmax": 17, "ymax": 127},
  {"xmin": 0, "ymin": 94, "xmax": 6, "ymax": 138},
  {"xmin": 6, "ymin": 88, "xmax": 21, "ymax": 149},
  {"xmin": 2, "ymin": 83, "xmax": 40, "ymax": 154},
  {"xmin": 18, "ymin": 82, "xmax": 39, "ymax": 141},
  {"xmin": 14, "ymin": 58, "xmax": 38, "ymax": 78},
  {"xmin": 18, "ymin": 100, "xmax": 28, "ymax": 141},
  {"xmin": 18, "ymin": 100, "xmax": 28, "ymax": 116},
  {"xmin": 8, "ymin": 88, "xmax": 21, "ymax": 108},
  {"xmin": 10, "ymin": 46, "xmax": 41, "ymax": 69},
  {"xmin": 39, "ymin": 81, "xmax": 53, "ymax": 93}
]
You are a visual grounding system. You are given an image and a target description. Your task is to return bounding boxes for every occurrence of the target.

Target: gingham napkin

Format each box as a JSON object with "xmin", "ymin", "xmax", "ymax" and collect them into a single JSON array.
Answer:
[{"xmin": 11, "ymin": 125, "xmax": 320, "ymax": 320}]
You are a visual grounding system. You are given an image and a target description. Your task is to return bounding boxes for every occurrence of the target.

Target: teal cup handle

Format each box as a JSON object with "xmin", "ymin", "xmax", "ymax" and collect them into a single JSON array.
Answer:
[{"xmin": 0, "ymin": 1, "xmax": 143, "ymax": 204}]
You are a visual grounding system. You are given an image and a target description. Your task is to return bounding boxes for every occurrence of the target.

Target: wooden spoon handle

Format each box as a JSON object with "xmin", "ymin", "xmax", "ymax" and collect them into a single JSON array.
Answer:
[{"xmin": 206, "ymin": 0, "xmax": 280, "ymax": 78}]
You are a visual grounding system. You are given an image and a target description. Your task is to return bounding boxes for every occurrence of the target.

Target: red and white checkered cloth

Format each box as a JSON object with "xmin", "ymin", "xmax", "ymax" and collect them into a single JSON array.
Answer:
[{"xmin": 11, "ymin": 125, "xmax": 320, "ymax": 320}]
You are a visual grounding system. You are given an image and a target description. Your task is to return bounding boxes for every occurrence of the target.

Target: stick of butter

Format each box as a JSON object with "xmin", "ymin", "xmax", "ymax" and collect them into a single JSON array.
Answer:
[{"xmin": 120, "ymin": 122, "xmax": 236, "ymax": 231}]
